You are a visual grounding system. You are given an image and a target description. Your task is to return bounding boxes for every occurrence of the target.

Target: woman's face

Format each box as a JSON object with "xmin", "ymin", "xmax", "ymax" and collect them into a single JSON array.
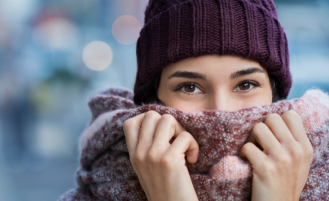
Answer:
[{"xmin": 157, "ymin": 54, "xmax": 272, "ymax": 113}]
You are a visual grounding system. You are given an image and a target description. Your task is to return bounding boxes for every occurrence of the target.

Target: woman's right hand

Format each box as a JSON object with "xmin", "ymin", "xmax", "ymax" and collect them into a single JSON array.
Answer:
[{"xmin": 123, "ymin": 110, "xmax": 199, "ymax": 201}]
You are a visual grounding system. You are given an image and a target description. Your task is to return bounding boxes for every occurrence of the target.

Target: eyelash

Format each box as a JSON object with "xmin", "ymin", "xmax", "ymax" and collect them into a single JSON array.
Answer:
[
  {"xmin": 173, "ymin": 82, "xmax": 202, "ymax": 95},
  {"xmin": 233, "ymin": 80, "xmax": 261, "ymax": 93},
  {"xmin": 172, "ymin": 80, "xmax": 261, "ymax": 95}
]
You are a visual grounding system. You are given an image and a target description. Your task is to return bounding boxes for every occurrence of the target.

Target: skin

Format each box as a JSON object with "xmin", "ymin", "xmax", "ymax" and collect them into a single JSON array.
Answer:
[{"xmin": 123, "ymin": 54, "xmax": 313, "ymax": 201}]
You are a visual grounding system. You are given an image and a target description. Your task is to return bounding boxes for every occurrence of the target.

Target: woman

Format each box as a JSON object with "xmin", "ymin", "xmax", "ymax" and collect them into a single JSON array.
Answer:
[
  {"xmin": 124, "ymin": 56, "xmax": 312, "ymax": 201},
  {"xmin": 122, "ymin": 0, "xmax": 313, "ymax": 200},
  {"xmin": 59, "ymin": 0, "xmax": 323, "ymax": 200}
]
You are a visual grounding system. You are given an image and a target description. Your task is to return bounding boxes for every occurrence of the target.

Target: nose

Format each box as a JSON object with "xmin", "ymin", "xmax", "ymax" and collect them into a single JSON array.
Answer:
[{"xmin": 211, "ymin": 92, "xmax": 229, "ymax": 111}]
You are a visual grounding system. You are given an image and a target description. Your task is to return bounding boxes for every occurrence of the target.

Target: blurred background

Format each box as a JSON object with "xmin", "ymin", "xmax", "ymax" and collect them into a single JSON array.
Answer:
[{"xmin": 0, "ymin": 0, "xmax": 328, "ymax": 200}]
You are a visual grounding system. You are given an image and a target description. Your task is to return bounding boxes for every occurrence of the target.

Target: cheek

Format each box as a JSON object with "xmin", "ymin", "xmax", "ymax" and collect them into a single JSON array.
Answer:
[
  {"xmin": 158, "ymin": 89, "xmax": 207, "ymax": 113},
  {"xmin": 163, "ymin": 100, "xmax": 205, "ymax": 113},
  {"xmin": 243, "ymin": 97, "xmax": 271, "ymax": 108},
  {"xmin": 239, "ymin": 88, "xmax": 273, "ymax": 108}
]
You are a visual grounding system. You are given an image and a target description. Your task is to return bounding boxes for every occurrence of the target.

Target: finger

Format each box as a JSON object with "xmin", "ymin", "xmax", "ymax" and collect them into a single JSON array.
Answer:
[
  {"xmin": 281, "ymin": 111, "xmax": 313, "ymax": 160},
  {"xmin": 281, "ymin": 110, "xmax": 310, "ymax": 147},
  {"xmin": 165, "ymin": 131, "xmax": 199, "ymax": 164},
  {"xmin": 136, "ymin": 111, "xmax": 162, "ymax": 154},
  {"xmin": 264, "ymin": 113, "xmax": 295, "ymax": 144},
  {"xmin": 123, "ymin": 113, "xmax": 145, "ymax": 155},
  {"xmin": 249, "ymin": 123, "xmax": 282, "ymax": 155},
  {"xmin": 151, "ymin": 114, "xmax": 186, "ymax": 152},
  {"xmin": 239, "ymin": 142, "xmax": 267, "ymax": 167},
  {"xmin": 245, "ymin": 131, "xmax": 263, "ymax": 151}
]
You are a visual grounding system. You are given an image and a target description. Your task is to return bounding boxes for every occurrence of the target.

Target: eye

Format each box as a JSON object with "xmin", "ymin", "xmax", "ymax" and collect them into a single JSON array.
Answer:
[
  {"xmin": 174, "ymin": 82, "xmax": 202, "ymax": 95},
  {"xmin": 239, "ymin": 82, "xmax": 252, "ymax": 90},
  {"xmin": 233, "ymin": 81, "xmax": 260, "ymax": 92}
]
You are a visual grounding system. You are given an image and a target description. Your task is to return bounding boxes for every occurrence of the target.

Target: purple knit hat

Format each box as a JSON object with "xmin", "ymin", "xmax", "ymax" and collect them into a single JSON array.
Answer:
[{"xmin": 134, "ymin": 0, "xmax": 292, "ymax": 99}]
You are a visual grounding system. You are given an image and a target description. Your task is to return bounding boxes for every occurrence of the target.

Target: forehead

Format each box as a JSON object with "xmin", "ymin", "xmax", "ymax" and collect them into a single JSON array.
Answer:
[{"xmin": 162, "ymin": 54, "xmax": 266, "ymax": 78}]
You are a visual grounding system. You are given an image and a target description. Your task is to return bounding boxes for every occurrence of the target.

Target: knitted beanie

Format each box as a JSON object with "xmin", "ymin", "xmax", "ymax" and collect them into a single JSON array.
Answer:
[{"xmin": 134, "ymin": 0, "xmax": 292, "ymax": 99}]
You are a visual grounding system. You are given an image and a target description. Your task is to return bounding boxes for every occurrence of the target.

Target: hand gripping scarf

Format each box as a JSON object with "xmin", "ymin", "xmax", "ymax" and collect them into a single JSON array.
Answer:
[{"xmin": 59, "ymin": 88, "xmax": 329, "ymax": 201}]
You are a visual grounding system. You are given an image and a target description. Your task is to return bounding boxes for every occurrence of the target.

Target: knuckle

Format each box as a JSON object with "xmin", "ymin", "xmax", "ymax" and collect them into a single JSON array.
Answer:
[
  {"xmin": 252, "ymin": 122, "xmax": 267, "ymax": 133},
  {"xmin": 178, "ymin": 131, "xmax": 191, "ymax": 140},
  {"xmin": 289, "ymin": 144, "xmax": 304, "ymax": 160},
  {"xmin": 278, "ymin": 154, "xmax": 292, "ymax": 165},
  {"xmin": 145, "ymin": 110, "xmax": 161, "ymax": 119},
  {"xmin": 160, "ymin": 154, "xmax": 174, "ymax": 170},
  {"xmin": 258, "ymin": 160, "xmax": 276, "ymax": 175},
  {"xmin": 286, "ymin": 110, "xmax": 299, "ymax": 117},
  {"xmin": 240, "ymin": 142, "xmax": 256, "ymax": 158},
  {"xmin": 161, "ymin": 114, "xmax": 175, "ymax": 122},
  {"xmin": 134, "ymin": 153, "xmax": 145, "ymax": 164},
  {"xmin": 269, "ymin": 113, "xmax": 281, "ymax": 119},
  {"xmin": 123, "ymin": 117, "xmax": 139, "ymax": 130},
  {"xmin": 241, "ymin": 142, "xmax": 253, "ymax": 153},
  {"xmin": 283, "ymin": 110, "xmax": 302, "ymax": 121},
  {"xmin": 161, "ymin": 114, "xmax": 176, "ymax": 127},
  {"xmin": 146, "ymin": 150, "xmax": 159, "ymax": 164},
  {"xmin": 123, "ymin": 118, "xmax": 133, "ymax": 128},
  {"xmin": 264, "ymin": 113, "xmax": 281, "ymax": 124}
]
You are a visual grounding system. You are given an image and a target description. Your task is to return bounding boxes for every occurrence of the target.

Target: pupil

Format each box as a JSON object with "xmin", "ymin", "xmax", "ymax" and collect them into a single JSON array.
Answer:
[
  {"xmin": 239, "ymin": 83, "xmax": 250, "ymax": 90},
  {"xmin": 185, "ymin": 85, "xmax": 195, "ymax": 92}
]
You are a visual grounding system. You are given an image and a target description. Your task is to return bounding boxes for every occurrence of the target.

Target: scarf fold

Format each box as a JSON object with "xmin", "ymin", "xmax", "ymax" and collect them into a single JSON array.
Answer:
[{"xmin": 60, "ymin": 88, "xmax": 329, "ymax": 201}]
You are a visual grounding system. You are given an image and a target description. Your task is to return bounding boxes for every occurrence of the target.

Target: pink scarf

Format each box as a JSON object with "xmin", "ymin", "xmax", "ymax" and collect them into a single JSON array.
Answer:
[{"xmin": 59, "ymin": 88, "xmax": 329, "ymax": 201}]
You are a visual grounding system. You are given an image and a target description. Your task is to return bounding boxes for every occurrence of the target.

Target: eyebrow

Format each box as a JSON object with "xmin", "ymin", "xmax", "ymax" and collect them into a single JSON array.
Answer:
[
  {"xmin": 168, "ymin": 71, "xmax": 207, "ymax": 80},
  {"xmin": 167, "ymin": 67, "xmax": 265, "ymax": 80},
  {"xmin": 230, "ymin": 67, "xmax": 265, "ymax": 79}
]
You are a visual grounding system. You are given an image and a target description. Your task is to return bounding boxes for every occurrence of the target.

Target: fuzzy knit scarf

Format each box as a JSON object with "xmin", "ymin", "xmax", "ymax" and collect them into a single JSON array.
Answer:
[{"xmin": 60, "ymin": 88, "xmax": 329, "ymax": 201}]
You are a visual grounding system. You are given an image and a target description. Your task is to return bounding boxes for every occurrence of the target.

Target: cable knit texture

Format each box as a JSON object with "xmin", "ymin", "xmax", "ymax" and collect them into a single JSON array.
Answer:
[
  {"xmin": 59, "ymin": 88, "xmax": 329, "ymax": 201},
  {"xmin": 134, "ymin": 0, "xmax": 292, "ymax": 99}
]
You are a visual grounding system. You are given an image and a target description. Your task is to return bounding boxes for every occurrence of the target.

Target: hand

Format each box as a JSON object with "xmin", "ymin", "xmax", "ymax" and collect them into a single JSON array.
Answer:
[
  {"xmin": 240, "ymin": 110, "xmax": 313, "ymax": 201},
  {"xmin": 123, "ymin": 111, "xmax": 199, "ymax": 201}
]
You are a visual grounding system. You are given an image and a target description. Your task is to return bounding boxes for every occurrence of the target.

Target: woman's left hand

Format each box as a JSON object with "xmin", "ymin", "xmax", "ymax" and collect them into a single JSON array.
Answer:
[{"xmin": 239, "ymin": 110, "xmax": 313, "ymax": 201}]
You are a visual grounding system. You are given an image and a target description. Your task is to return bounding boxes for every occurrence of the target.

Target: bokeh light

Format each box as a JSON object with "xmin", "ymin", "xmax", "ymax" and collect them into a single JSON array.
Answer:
[
  {"xmin": 82, "ymin": 41, "xmax": 113, "ymax": 71},
  {"xmin": 0, "ymin": 0, "xmax": 37, "ymax": 24},
  {"xmin": 34, "ymin": 18, "xmax": 78, "ymax": 50},
  {"xmin": 112, "ymin": 15, "xmax": 141, "ymax": 45}
]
